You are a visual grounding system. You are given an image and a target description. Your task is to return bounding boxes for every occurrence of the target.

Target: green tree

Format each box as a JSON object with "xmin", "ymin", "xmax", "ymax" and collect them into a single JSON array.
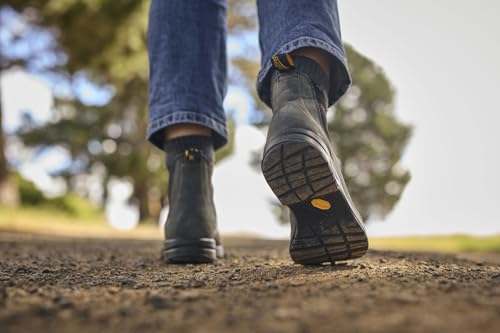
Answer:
[
  {"xmin": 5, "ymin": 0, "xmax": 411, "ymax": 224},
  {"xmin": 4, "ymin": 0, "xmax": 237, "ymax": 221},
  {"xmin": 330, "ymin": 45, "xmax": 412, "ymax": 220},
  {"xmin": 223, "ymin": 4, "xmax": 413, "ymax": 222},
  {"xmin": 5, "ymin": 0, "xmax": 167, "ymax": 220},
  {"xmin": 267, "ymin": 45, "xmax": 412, "ymax": 224},
  {"xmin": 0, "ymin": 5, "xmax": 62, "ymax": 206},
  {"xmin": 227, "ymin": 2, "xmax": 412, "ymax": 222}
]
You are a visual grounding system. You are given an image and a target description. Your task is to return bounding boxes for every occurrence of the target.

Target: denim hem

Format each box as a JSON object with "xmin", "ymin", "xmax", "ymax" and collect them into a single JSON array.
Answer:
[
  {"xmin": 146, "ymin": 110, "xmax": 228, "ymax": 151},
  {"xmin": 256, "ymin": 36, "xmax": 352, "ymax": 108}
]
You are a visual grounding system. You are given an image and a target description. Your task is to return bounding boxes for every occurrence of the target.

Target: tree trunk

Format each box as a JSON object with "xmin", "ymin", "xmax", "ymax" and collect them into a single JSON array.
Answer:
[
  {"xmin": 0, "ymin": 81, "xmax": 8, "ymax": 182},
  {"xmin": 0, "ymin": 73, "xmax": 19, "ymax": 207},
  {"xmin": 135, "ymin": 183, "xmax": 152, "ymax": 223}
]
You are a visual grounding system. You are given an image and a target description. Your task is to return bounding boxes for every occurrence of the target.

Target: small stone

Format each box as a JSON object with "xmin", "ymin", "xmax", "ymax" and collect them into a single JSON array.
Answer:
[
  {"xmin": 491, "ymin": 273, "xmax": 500, "ymax": 282},
  {"xmin": 274, "ymin": 307, "xmax": 300, "ymax": 320},
  {"xmin": 108, "ymin": 287, "xmax": 121, "ymax": 294},
  {"xmin": 229, "ymin": 280, "xmax": 244, "ymax": 286},
  {"xmin": 190, "ymin": 280, "xmax": 206, "ymax": 288},
  {"xmin": 0, "ymin": 287, "xmax": 7, "ymax": 305},
  {"xmin": 178, "ymin": 290, "xmax": 205, "ymax": 302},
  {"xmin": 118, "ymin": 307, "xmax": 130, "ymax": 317},
  {"xmin": 229, "ymin": 274, "xmax": 241, "ymax": 281},
  {"xmin": 118, "ymin": 276, "xmax": 136, "ymax": 287},
  {"xmin": 52, "ymin": 295, "xmax": 63, "ymax": 304},
  {"xmin": 328, "ymin": 283, "xmax": 340, "ymax": 290},
  {"xmin": 31, "ymin": 304, "xmax": 56, "ymax": 316},
  {"xmin": 489, "ymin": 286, "xmax": 500, "ymax": 296},
  {"xmin": 379, "ymin": 259, "xmax": 388, "ymax": 264},
  {"xmin": 15, "ymin": 266, "xmax": 30, "ymax": 274},
  {"xmin": 145, "ymin": 294, "xmax": 171, "ymax": 309},
  {"xmin": 173, "ymin": 283, "xmax": 187, "ymax": 289},
  {"xmin": 443, "ymin": 282, "xmax": 458, "ymax": 293},
  {"xmin": 290, "ymin": 281, "xmax": 305, "ymax": 287},
  {"xmin": 394, "ymin": 293, "xmax": 418, "ymax": 304},
  {"xmin": 59, "ymin": 300, "xmax": 74, "ymax": 309},
  {"xmin": 77, "ymin": 307, "xmax": 91, "ymax": 319}
]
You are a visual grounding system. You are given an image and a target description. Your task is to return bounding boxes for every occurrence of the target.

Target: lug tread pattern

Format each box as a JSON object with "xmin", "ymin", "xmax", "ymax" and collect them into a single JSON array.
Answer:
[{"xmin": 262, "ymin": 141, "xmax": 368, "ymax": 265}]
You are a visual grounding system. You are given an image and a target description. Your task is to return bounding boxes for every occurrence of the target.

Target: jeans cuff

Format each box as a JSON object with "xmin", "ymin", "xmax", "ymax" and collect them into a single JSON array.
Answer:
[
  {"xmin": 146, "ymin": 110, "xmax": 228, "ymax": 151},
  {"xmin": 257, "ymin": 36, "xmax": 352, "ymax": 108}
]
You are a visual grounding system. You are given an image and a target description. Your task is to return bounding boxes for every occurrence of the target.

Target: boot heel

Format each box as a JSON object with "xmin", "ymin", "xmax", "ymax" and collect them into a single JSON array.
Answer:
[
  {"xmin": 163, "ymin": 238, "xmax": 219, "ymax": 263},
  {"xmin": 261, "ymin": 135, "xmax": 337, "ymax": 206}
]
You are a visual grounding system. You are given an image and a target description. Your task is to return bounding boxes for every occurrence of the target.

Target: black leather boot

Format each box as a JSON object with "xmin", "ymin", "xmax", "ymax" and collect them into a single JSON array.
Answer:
[
  {"xmin": 162, "ymin": 147, "xmax": 223, "ymax": 263},
  {"xmin": 261, "ymin": 55, "xmax": 368, "ymax": 264}
]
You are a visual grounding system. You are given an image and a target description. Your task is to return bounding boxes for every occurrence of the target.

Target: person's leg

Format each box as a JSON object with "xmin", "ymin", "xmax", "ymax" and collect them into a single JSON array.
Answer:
[
  {"xmin": 292, "ymin": 47, "xmax": 331, "ymax": 79},
  {"xmin": 147, "ymin": 0, "xmax": 227, "ymax": 263},
  {"xmin": 257, "ymin": 0, "xmax": 368, "ymax": 264},
  {"xmin": 256, "ymin": 0, "xmax": 351, "ymax": 108},
  {"xmin": 165, "ymin": 124, "xmax": 212, "ymax": 140},
  {"xmin": 147, "ymin": 0, "xmax": 228, "ymax": 149}
]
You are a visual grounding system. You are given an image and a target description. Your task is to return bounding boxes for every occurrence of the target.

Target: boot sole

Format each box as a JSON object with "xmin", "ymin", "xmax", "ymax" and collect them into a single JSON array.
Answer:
[
  {"xmin": 262, "ymin": 133, "xmax": 368, "ymax": 265},
  {"xmin": 163, "ymin": 238, "xmax": 224, "ymax": 264}
]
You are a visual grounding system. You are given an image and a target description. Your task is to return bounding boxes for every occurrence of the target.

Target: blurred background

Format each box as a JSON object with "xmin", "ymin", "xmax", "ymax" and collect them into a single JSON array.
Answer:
[{"xmin": 0, "ymin": 0, "xmax": 499, "ymax": 253}]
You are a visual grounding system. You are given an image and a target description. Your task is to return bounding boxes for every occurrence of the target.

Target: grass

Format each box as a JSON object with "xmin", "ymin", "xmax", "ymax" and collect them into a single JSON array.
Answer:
[
  {"xmin": 370, "ymin": 235, "xmax": 500, "ymax": 253},
  {"xmin": 1, "ymin": 207, "xmax": 499, "ymax": 253},
  {"xmin": 0, "ymin": 206, "xmax": 161, "ymax": 240}
]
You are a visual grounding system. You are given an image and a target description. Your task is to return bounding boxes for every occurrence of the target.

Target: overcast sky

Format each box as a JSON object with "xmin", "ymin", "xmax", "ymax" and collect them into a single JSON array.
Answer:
[{"xmin": 339, "ymin": 0, "xmax": 500, "ymax": 235}]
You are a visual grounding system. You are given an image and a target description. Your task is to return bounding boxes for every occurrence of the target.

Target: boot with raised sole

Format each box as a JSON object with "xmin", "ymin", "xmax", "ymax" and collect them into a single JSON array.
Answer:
[
  {"xmin": 261, "ymin": 56, "xmax": 368, "ymax": 265},
  {"xmin": 163, "ymin": 147, "xmax": 224, "ymax": 263}
]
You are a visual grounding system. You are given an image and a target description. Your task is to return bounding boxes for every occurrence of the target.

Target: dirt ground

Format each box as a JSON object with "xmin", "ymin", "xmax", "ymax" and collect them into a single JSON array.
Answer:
[{"xmin": 0, "ymin": 232, "xmax": 499, "ymax": 333}]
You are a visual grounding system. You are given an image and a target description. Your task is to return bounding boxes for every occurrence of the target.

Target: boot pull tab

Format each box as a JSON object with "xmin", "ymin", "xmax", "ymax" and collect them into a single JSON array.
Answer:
[
  {"xmin": 184, "ymin": 148, "xmax": 201, "ymax": 162},
  {"xmin": 272, "ymin": 53, "xmax": 295, "ymax": 71}
]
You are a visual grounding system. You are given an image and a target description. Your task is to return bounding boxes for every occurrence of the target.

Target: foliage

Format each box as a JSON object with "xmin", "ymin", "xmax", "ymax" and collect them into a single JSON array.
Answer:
[
  {"xmin": 14, "ymin": 172, "xmax": 102, "ymax": 218},
  {"xmin": 224, "ymin": 4, "xmax": 413, "ymax": 222},
  {"xmin": 329, "ymin": 46, "xmax": 412, "ymax": 220},
  {"xmin": 272, "ymin": 47, "xmax": 412, "ymax": 223},
  {"xmin": 4, "ymin": 0, "xmax": 411, "ymax": 224},
  {"xmin": 4, "ymin": 0, "xmax": 234, "ymax": 221},
  {"xmin": 15, "ymin": 172, "xmax": 45, "ymax": 205}
]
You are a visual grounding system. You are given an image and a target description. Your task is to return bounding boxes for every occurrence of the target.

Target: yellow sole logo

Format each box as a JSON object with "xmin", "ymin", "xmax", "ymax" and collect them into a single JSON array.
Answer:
[{"xmin": 310, "ymin": 198, "xmax": 331, "ymax": 210}]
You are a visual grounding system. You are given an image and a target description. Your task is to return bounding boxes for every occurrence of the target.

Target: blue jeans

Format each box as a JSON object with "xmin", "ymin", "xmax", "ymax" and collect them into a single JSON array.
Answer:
[{"xmin": 147, "ymin": 0, "xmax": 350, "ymax": 151}]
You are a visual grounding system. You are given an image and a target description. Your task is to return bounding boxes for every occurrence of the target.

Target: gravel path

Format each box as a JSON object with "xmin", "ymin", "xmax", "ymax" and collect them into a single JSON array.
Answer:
[{"xmin": 0, "ymin": 232, "xmax": 499, "ymax": 333}]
